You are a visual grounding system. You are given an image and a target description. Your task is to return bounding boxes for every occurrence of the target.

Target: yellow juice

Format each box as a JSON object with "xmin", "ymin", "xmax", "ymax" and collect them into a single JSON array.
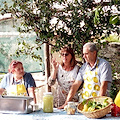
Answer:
[{"xmin": 43, "ymin": 92, "xmax": 53, "ymax": 113}]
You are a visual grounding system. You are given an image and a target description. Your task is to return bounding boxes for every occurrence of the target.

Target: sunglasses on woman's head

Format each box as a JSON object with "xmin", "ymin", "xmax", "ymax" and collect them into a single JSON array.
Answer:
[{"xmin": 61, "ymin": 53, "xmax": 69, "ymax": 57}]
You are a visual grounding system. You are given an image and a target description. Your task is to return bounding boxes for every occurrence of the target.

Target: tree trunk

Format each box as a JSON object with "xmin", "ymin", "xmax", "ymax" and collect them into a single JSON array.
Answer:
[{"xmin": 44, "ymin": 43, "xmax": 51, "ymax": 92}]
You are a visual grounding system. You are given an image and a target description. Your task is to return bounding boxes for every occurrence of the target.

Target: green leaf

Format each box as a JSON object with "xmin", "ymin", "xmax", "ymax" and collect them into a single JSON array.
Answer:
[
  {"xmin": 82, "ymin": 99, "xmax": 87, "ymax": 105},
  {"xmin": 109, "ymin": 15, "xmax": 119, "ymax": 25}
]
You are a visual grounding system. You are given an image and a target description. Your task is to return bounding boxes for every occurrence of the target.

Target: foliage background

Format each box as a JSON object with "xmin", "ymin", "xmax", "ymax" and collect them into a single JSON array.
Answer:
[{"xmin": 0, "ymin": 0, "xmax": 119, "ymax": 53}]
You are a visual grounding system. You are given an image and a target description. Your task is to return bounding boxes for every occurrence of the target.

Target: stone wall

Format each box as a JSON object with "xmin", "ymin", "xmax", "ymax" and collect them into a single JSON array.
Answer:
[{"xmin": 99, "ymin": 42, "xmax": 120, "ymax": 77}]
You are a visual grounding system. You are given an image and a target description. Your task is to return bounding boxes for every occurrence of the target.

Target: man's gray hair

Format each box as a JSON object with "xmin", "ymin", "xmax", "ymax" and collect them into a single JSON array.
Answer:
[{"xmin": 83, "ymin": 42, "xmax": 98, "ymax": 52}]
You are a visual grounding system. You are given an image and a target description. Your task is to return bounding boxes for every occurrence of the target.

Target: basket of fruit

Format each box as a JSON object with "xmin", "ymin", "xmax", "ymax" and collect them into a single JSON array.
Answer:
[{"xmin": 77, "ymin": 96, "xmax": 113, "ymax": 119}]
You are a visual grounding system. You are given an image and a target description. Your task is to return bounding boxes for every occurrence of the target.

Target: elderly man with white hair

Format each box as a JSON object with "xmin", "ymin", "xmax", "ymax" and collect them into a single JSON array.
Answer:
[{"xmin": 58, "ymin": 42, "xmax": 112, "ymax": 109}]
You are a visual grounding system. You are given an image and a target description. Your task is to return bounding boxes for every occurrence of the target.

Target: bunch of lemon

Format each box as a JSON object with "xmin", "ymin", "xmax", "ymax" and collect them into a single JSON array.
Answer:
[{"xmin": 82, "ymin": 98, "xmax": 109, "ymax": 112}]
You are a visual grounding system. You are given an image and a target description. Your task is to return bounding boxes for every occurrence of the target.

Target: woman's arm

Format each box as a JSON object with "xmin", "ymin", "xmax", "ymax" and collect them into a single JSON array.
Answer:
[
  {"xmin": 0, "ymin": 88, "xmax": 5, "ymax": 95},
  {"xmin": 0, "ymin": 73, "xmax": 9, "ymax": 95},
  {"xmin": 48, "ymin": 59, "xmax": 59, "ymax": 86},
  {"xmin": 50, "ymin": 59, "xmax": 59, "ymax": 79},
  {"xmin": 58, "ymin": 80, "xmax": 82, "ymax": 109},
  {"xmin": 28, "ymin": 87, "xmax": 37, "ymax": 104},
  {"xmin": 24, "ymin": 73, "xmax": 37, "ymax": 103}
]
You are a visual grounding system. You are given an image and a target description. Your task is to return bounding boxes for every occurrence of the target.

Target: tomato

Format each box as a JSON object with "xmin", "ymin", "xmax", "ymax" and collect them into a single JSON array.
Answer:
[{"xmin": 111, "ymin": 103, "xmax": 120, "ymax": 117}]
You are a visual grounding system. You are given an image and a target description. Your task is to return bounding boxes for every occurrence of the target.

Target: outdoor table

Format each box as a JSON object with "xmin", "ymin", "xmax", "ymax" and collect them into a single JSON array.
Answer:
[{"xmin": 0, "ymin": 108, "xmax": 120, "ymax": 120}]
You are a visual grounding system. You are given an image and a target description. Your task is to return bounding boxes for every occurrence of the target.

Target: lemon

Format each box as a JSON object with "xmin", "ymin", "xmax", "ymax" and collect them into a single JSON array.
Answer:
[
  {"xmin": 94, "ymin": 85, "xmax": 100, "ymax": 91},
  {"xmin": 85, "ymin": 91, "xmax": 89, "ymax": 97},
  {"xmin": 82, "ymin": 93, "xmax": 85, "ymax": 99},
  {"xmin": 88, "ymin": 107, "xmax": 95, "ymax": 111},
  {"xmin": 87, "ymin": 77, "xmax": 91, "ymax": 82},
  {"xmin": 103, "ymin": 101, "xmax": 109, "ymax": 107},
  {"xmin": 88, "ymin": 84, "xmax": 92, "ymax": 90},
  {"xmin": 83, "ymin": 83, "xmax": 86, "ymax": 89},
  {"xmin": 90, "ymin": 71, "xmax": 93, "ymax": 75},
  {"xmin": 95, "ymin": 71, "xmax": 98, "ymax": 75},
  {"xmin": 93, "ymin": 77, "xmax": 98, "ymax": 83},
  {"xmin": 82, "ymin": 104, "xmax": 88, "ymax": 112},
  {"xmin": 92, "ymin": 92, "xmax": 97, "ymax": 97},
  {"xmin": 85, "ymin": 71, "xmax": 88, "ymax": 75},
  {"xmin": 114, "ymin": 91, "xmax": 120, "ymax": 107}
]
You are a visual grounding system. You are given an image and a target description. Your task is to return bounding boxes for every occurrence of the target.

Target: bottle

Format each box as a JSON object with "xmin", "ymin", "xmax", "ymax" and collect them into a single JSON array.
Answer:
[{"xmin": 43, "ymin": 92, "xmax": 53, "ymax": 113}]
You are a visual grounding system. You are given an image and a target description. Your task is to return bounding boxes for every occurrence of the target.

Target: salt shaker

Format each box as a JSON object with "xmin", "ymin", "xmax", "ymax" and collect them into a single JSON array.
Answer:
[{"xmin": 67, "ymin": 102, "xmax": 76, "ymax": 115}]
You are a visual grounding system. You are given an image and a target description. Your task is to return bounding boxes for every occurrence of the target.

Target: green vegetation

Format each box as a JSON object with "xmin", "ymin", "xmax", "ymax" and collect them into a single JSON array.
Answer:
[
  {"xmin": 0, "ymin": 73, "xmax": 5, "ymax": 82},
  {"xmin": 0, "ymin": 0, "xmax": 119, "ymax": 57},
  {"xmin": 105, "ymin": 34, "xmax": 120, "ymax": 43},
  {"xmin": 82, "ymin": 98, "xmax": 109, "ymax": 112}
]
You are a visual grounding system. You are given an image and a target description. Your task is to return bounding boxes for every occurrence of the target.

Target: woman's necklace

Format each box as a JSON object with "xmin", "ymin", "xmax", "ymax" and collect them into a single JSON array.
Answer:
[
  {"xmin": 63, "ymin": 66, "xmax": 73, "ymax": 71},
  {"xmin": 13, "ymin": 77, "xmax": 23, "ymax": 85},
  {"xmin": 13, "ymin": 75, "xmax": 23, "ymax": 82}
]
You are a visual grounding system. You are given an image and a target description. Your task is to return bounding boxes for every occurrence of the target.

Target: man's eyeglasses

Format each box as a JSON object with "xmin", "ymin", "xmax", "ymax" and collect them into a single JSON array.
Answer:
[{"xmin": 61, "ymin": 53, "xmax": 69, "ymax": 57}]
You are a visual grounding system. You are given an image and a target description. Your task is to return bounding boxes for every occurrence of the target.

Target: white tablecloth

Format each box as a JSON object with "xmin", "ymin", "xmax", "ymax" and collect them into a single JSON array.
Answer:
[{"xmin": 0, "ymin": 108, "xmax": 120, "ymax": 120}]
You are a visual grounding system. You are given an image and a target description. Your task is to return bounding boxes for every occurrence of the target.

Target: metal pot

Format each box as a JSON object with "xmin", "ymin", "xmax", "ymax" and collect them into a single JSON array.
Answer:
[{"xmin": 0, "ymin": 95, "xmax": 33, "ymax": 113}]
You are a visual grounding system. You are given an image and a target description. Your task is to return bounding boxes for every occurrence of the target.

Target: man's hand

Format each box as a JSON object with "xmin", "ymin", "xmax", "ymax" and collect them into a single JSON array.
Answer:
[
  {"xmin": 57, "ymin": 103, "xmax": 67, "ymax": 109},
  {"xmin": 0, "ymin": 88, "xmax": 4, "ymax": 95},
  {"xmin": 57, "ymin": 80, "xmax": 82, "ymax": 109}
]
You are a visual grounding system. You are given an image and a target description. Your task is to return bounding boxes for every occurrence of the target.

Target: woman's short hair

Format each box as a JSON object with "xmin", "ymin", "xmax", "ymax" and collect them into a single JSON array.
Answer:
[
  {"xmin": 8, "ymin": 60, "xmax": 23, "ymax": 73},
  {"xmin": 60, "ymin": 46, "xmax": 76, "ymax": 67}
]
